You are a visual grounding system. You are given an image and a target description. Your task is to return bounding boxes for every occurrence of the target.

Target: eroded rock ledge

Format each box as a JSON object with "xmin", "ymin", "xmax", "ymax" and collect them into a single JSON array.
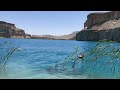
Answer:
[
  {"xmin": 0, "ymin": 21, "xmax": 31, "ymax": 38},
  {"xmin": 76, "ymin": 11, "xmax": 120, "ymax": 41}
]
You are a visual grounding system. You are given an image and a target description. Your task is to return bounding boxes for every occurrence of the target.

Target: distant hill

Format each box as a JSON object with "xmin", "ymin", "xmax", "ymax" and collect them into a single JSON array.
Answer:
[
  {"xmin": 31, "ymin": 31, "xmax": 79, "ymax": 40},
  {"xmin": 0, "ymin": 21, "xmax": 79, "ymax": 40}
]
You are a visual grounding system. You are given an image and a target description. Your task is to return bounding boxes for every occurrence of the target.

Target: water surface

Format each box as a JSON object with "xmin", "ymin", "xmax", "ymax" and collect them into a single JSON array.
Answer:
[{"xmin": 0, "ymin": 38, "xmax": 119, "ymax": 79}]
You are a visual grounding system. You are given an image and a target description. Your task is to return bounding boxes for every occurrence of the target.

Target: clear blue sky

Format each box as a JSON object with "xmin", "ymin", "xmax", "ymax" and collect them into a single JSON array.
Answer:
[{"xmin": 0, "ymin": 11, "xmax": 109, "ymax": 36}]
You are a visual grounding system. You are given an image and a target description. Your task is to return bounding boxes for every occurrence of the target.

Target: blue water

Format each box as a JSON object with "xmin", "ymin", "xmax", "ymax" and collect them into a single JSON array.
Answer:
[{"xmin": 0, "ymin": 38, "xmax": 120, "ymax": 79}]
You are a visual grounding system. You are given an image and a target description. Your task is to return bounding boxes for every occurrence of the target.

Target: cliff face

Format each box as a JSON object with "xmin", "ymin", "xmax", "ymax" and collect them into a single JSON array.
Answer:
[
  {"xmin": 76, "ymin": 28, "xmax": 120, "ymax": 41},
  {"xmin": 76, "ymin": 11, "xmax": 120, "ymax": 41},
  {"xmin": 0, "ymin": 21, "xmax": 28, "ymax": 38},
  {"xmin": 84, "ymin": 11, "xmax": 120, "ymax": 29}
]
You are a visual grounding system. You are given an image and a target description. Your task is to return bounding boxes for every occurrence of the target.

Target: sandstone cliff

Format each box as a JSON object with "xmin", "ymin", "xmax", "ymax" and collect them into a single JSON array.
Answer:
[
  {"xmin": 76, "ymin": 11, "xmax": 120, "ymax": 41},
  {"xmin": 0, "ymin": 21, "xmax": 30, "ymax": 38}
]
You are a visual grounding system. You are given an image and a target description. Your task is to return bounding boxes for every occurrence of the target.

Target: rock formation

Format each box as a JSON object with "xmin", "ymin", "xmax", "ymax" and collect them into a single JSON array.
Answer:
[
  {"xmin": 0, "ymin": 21, "xmax": 29, "ymax": 38},
  {"xmin": 84, "ymin": 11, "xmax": 120, "ymax": 29},
  {"xmin": 76, "ymin": 11, "xmax": 120, "ymax": 41},
  {"xmin": 25, "ymin": 34, "xmax": 31, "ymax": 39}
]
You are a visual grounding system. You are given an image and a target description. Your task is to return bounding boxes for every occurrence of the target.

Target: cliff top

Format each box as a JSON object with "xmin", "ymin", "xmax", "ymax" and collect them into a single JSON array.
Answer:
[
  {"xmin": 89, "ymin": 11, "xmax": 110, "ymax": 14},
  {"xmin": 87, "ymin": 11, "xmax": 111, "ymax": 18},
  {"xmin": 0, "ymin": 21, "xmax": 15, "ymax": 26}
]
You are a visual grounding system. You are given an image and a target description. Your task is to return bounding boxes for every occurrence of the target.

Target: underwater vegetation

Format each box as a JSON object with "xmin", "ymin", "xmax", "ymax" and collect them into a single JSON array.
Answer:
[
  {"xmin": 55, "ymin": 40, "xmax": 120, "ymax": 78},
  {"xmin": 1, "ymin": 39, "xmax": 120, "ymax": 78},
  {"xmin": 0, "ymin": 42, "xmax": 20, "ymax": 72}
]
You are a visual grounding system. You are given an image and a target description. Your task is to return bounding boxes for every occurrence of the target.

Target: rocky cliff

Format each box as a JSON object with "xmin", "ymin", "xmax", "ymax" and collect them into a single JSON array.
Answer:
[
  {"xmin": 0, "ymin": 21, "xmax": 30, "ymax": 38},
  {"xmin": 76, "ymin": 28, "xmax": 120, "ymax": 41},
  {"xmin": 76, "ymin": 11, "xmax": 120, "ymax": 41}
]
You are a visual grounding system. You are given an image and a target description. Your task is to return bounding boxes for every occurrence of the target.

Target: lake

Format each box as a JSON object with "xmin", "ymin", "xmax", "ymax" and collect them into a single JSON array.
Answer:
[{"xmin": 0, "ymin": 38, "xmax": 120, "ymax": 79}]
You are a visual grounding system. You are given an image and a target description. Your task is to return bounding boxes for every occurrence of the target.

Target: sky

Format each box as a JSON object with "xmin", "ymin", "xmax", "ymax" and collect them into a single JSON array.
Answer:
[{"xmin": 0, "ymin": 11, "xmax": 109, "ymax": 36}]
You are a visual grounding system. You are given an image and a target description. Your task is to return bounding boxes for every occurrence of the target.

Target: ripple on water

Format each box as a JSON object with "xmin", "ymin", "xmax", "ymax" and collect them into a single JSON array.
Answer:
[{"xmin": 0, "ymin": 39, "xmax": 120, "ymax": 79}]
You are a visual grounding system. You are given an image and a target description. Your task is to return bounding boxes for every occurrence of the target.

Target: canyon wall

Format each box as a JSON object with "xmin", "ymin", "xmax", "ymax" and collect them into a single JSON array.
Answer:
[
  {"xmin": 84, "ymin": 11, "xmax": 120, "ymax": 29},
  {"xmin": 76, "ymin": 11, "xmax": 120, "ymax": 41},
  {"xmin": 0, "ymin": 21, "xmax": 30, "ymax": 38}
]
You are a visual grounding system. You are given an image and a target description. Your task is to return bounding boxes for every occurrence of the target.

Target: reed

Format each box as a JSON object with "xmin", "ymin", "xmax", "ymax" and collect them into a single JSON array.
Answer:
[
  {"xmin": 0, "ymin": 42, "xmax": 19, "ymax": 72},
  {"xmin": 55, "ymin": 40, "xmax": 120, "ymax": 76}
]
